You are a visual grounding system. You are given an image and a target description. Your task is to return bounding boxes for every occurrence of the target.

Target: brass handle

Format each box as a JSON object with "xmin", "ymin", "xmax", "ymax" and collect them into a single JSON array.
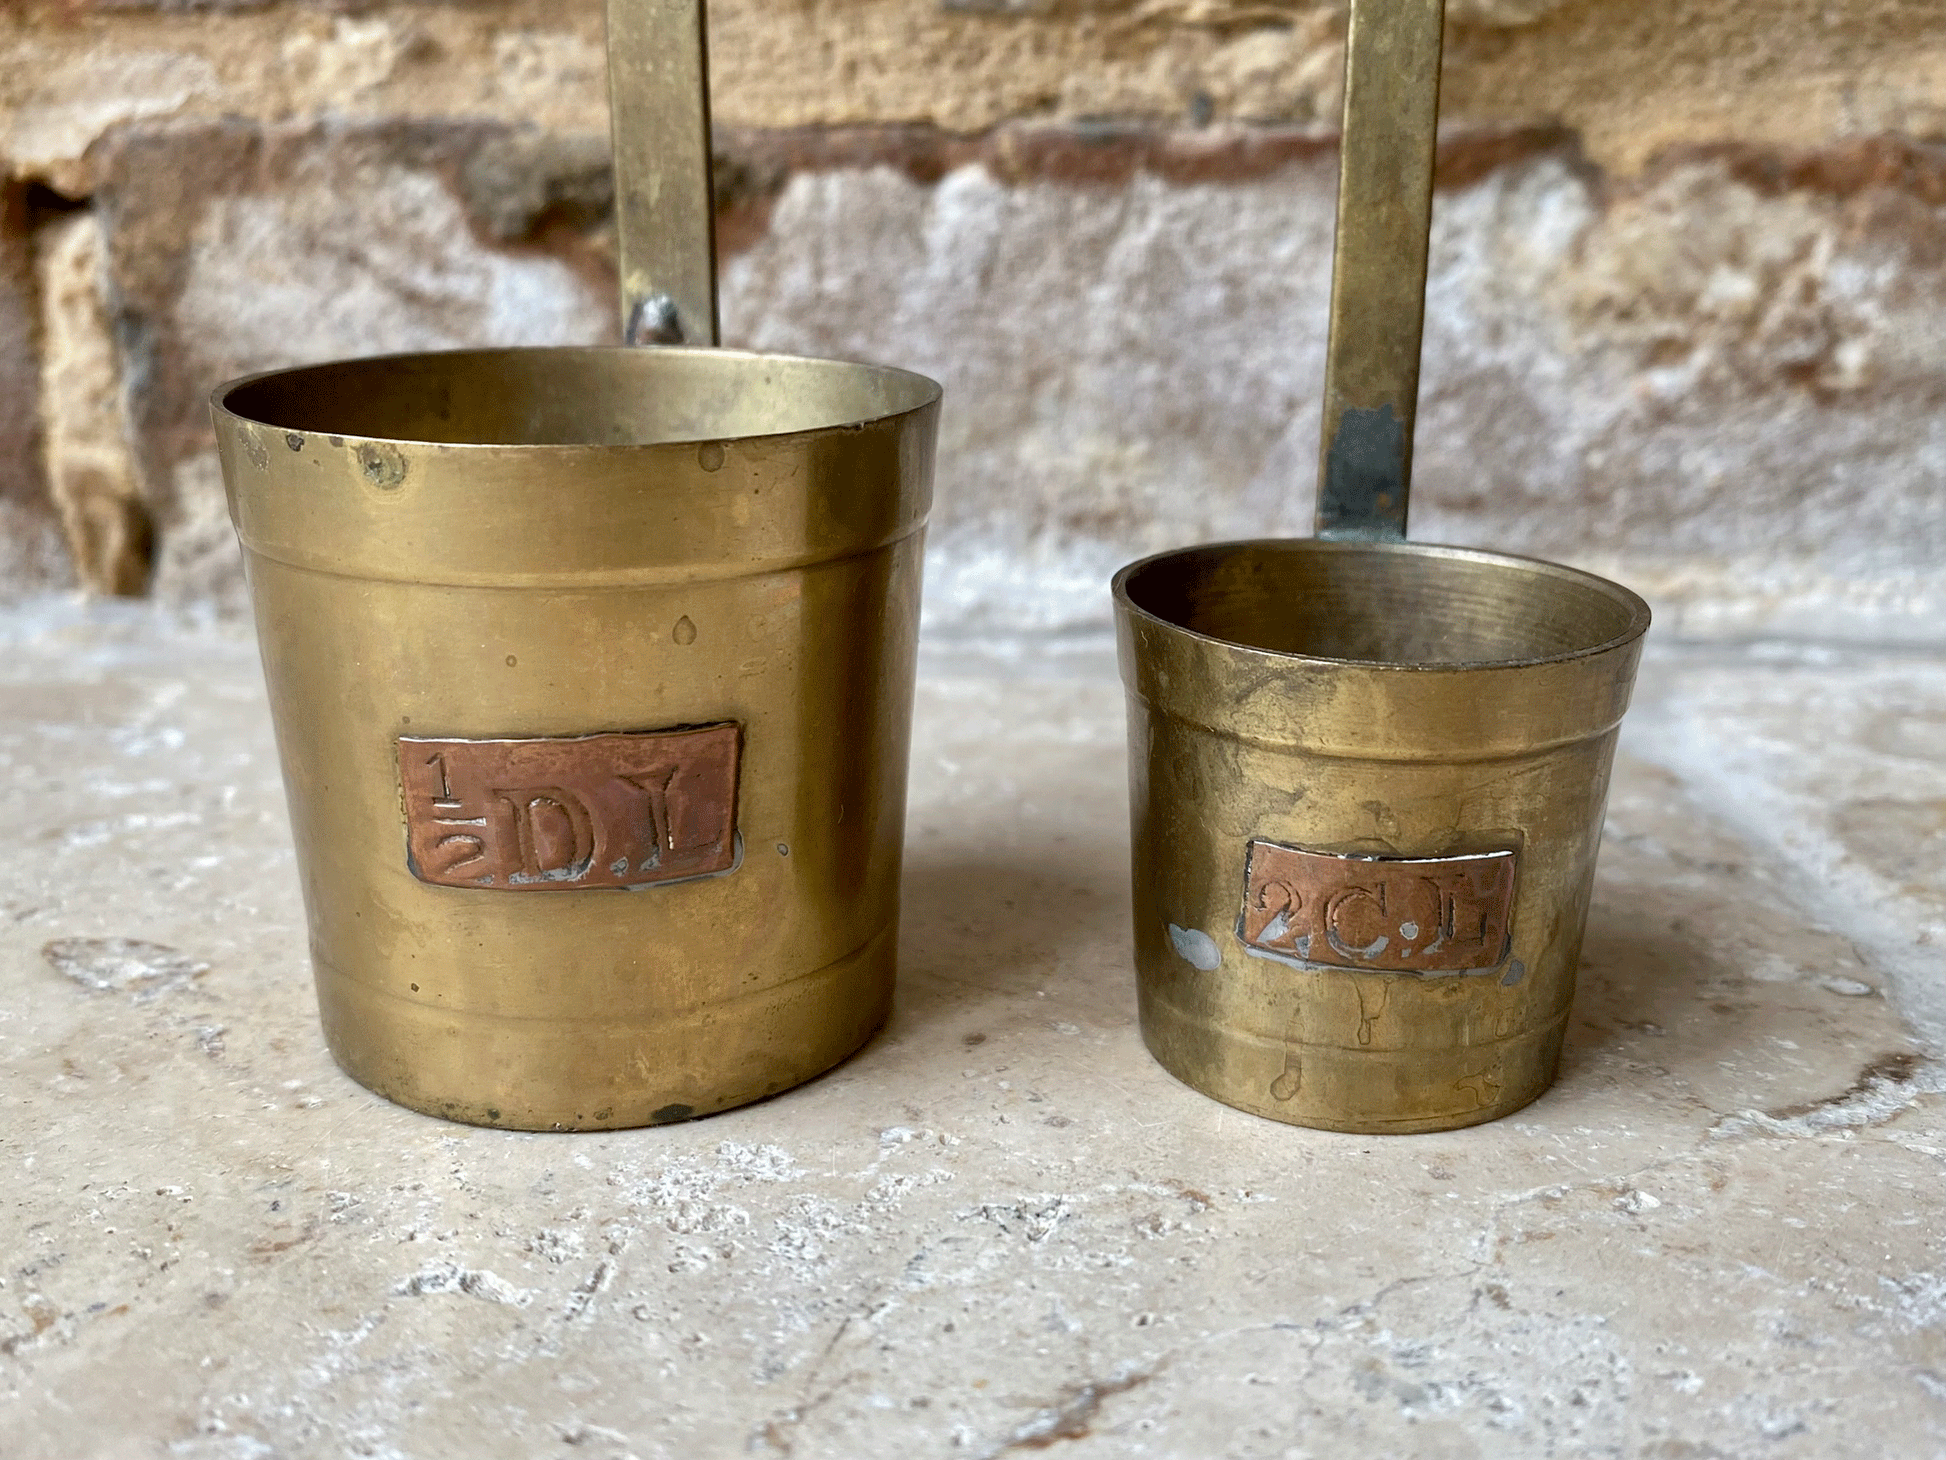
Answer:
[
  {"xmin": 606, "ymin": 0, "xmax": 721, "ymax": 347},
  {"xmin": 1315, "ymin": 0, "xmax": 1446, "ymax": 541}
]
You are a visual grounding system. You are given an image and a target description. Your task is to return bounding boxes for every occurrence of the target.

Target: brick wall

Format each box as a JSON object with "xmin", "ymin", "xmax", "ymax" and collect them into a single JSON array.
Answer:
[{"xmin": 4, "ymin": 0, "xmax": 1944, "ymax": 639}]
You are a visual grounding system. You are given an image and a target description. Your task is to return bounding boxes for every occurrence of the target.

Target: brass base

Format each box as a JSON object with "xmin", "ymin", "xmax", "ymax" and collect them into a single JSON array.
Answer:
[
  {"xmin": 1140, "ymin": 986, "xmax": 1567, "ymax": 1134},
  {"xmin": 316, "ymin": 926, "xmax": 895, "ymax": 1131}
]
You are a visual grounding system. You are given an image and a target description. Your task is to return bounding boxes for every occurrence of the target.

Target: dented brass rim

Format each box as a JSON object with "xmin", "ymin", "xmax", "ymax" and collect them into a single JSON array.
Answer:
[
  {"xmin": 212, "ymin": 345, "xmax": 943, "ymax": 450},
  {"xmin": 1112, "ymin": 537, "xmax": 1653, "ymax": 673}
]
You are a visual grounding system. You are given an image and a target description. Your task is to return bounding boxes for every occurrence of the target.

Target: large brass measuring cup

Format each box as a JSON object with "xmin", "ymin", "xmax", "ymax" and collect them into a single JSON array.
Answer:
[
  {"xmin": 213, "ymin": 1, "xmax": 940, "ymax": 1131},
  {"xmin": 1114, "ymin": 0, "xmax": 1650, "ymax": 1133}
]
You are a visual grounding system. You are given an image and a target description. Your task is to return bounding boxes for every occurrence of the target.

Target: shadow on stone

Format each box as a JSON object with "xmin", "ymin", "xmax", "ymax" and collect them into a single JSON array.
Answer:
[
  {"xmin": 1559, "ymin": 892, "xmax": 1739, "ymax": 1081},
  {"xmin": 892, "ymin": 854, "xmax": 1130, "ymax": 1044}
]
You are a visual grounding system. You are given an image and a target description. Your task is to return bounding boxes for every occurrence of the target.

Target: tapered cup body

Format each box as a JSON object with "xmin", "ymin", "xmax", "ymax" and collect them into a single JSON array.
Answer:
[
  {"xmin": 215, "ymin": 347, "xmax": 940, "ymax": 1131},
  {"xmin": 1114, "ymin": 540, "xmax": 1650, "ymax": 1134}
]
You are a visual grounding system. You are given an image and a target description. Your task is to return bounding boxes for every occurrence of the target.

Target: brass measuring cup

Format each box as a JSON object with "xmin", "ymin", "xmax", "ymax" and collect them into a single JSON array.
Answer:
[
  {"xmin": 212, "ymin": 0, "xmax": 941, "ymax": 1131},
  {"xmin": 1113, "ymin": 0, "xmax": 1651, "ymax": 1134}
]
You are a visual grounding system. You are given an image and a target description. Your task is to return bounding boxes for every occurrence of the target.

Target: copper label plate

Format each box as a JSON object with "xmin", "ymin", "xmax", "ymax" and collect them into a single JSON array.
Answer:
[
  {"xmin": 1239, "ymin": 841, "xmax": 1517, "ymax": 974},
  {"xmin": 400, "ymin": 725, "xmax": 740, "ymax": 891}
]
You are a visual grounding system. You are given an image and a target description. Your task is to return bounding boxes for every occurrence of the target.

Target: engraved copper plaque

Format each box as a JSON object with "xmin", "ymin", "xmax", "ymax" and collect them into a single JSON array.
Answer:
[
  {"xmin": 400, "ymin": 725, "xmax": 740, "ymax": 891},
  {"xmin": 1239, "ymin": 841, "xmax": 1517, "ymax": 974}
]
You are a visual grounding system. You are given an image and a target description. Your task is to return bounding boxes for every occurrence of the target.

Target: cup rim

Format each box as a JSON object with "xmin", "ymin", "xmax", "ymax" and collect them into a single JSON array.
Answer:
[
  {"xmin": 1111, "ymin": 537, "xmax": 1653, "ymax": 673},
  {"xmin": 211, "ymin": 345, "xmax": 944, "ymax": 451}
]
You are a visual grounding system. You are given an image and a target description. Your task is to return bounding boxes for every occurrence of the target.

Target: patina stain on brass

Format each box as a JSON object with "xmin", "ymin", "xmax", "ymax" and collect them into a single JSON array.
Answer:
[
  {"xmin": 1239, "ymin": 843, "xmax": 1517, "ymax": 975},
  {"xmin": 400, "ymin": 726, "xmax": 740, "ymax": 891}
]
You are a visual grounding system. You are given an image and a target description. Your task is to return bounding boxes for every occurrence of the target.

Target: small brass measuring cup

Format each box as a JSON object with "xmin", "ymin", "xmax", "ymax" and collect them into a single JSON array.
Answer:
[
  {"xmin": 213, "ymin": 0, "xmax": 940, "ymax": 1131},
  {"xmin": 1113, "ymin": 0, "xmax": 1650, "ymax": 1133}
]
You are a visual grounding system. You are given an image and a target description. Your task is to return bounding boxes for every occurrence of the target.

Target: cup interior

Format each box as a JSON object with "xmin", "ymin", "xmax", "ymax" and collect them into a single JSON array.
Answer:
[
  {"xmin": 1116, "ymin": 540, "xmax": 1650, "ymax": 668},
  {"xmin": 217, "ymin": 347, "xmax": 940, "ymax": 447}
]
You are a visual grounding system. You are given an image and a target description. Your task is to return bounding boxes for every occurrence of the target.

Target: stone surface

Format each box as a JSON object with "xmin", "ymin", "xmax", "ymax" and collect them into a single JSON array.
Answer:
[{"xmin": 1, "ymin": 601, "xmax": 1943, "ymax": 1457}]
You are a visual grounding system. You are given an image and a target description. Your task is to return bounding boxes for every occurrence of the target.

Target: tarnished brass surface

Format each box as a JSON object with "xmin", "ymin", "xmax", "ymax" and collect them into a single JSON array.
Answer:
[
  {"xmin": 215, "ymin": 347, "xmax": 940, "ymax": 1130},
  {"xmin": 1115, "ymin": 540, "xmax": 1649, "ymax": 1133},
  {"xmin": 1316, "ymin": 0, "xmax": 1445, "ymax": 541},
  {"xmin": 607, "ymin": 0, "xmax": 719, "ymax": 346}
]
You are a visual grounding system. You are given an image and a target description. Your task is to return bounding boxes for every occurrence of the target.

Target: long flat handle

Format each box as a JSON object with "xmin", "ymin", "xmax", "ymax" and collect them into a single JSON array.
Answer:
[
  {"xmin": 606, "ymin": 0, "xmax": 720, "ymax": 346},
  {"xmin": 1315, "ymin": 0, "xmax": 1446, "ymax": 541}
]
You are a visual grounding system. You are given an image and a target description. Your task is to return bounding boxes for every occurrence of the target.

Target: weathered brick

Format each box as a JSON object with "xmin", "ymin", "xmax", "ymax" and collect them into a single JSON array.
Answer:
[
  {"xmin": 52, "ymin": 113, "xmax": 1946, "ymax": 633},
  {"xmin": 6, "ymin": 0, "xmax": 1946, "ymax": 627},
  {"xmin": 0, "ymin": 185, "xmax": 73, "ymax": 597},
  {"xmin": 715, "ymin": 130, "xmax": 1946, "ymax": 639},
  {"xmin": 3, "ymin": 0, "xmax": 1943, "ymax": 189},
  {"xmin": 93, "ymin": 119, "xmax": 613, "ymax": 602},
  {"xmin": 37, "ymin": 206, "xmax": 147, "ymax": 595}
]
